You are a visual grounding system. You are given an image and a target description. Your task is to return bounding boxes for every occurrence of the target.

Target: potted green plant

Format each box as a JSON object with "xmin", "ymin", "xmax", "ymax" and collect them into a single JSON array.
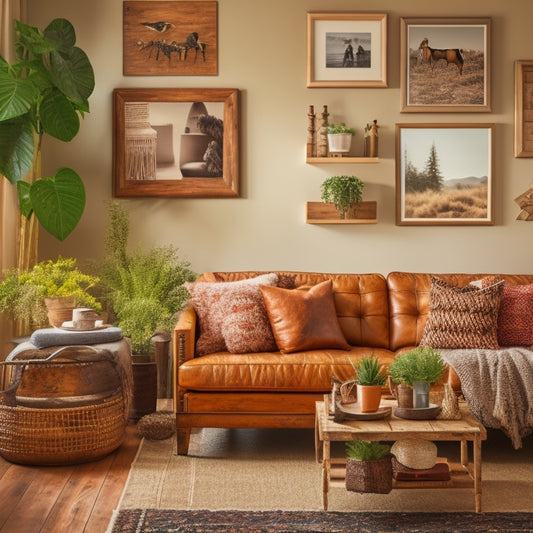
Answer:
[
  {"xmin": 320, "ymin": 175, "xmax": 364, "ymax": 220},
  {"xmin": 0, "ymin": 256, "xmax": 102, "ymax": 330},
  {"xmin": 345, "ymin": 439, "xmax": 393, "ymax": 494},
  {"xmin": 352, "ymin": 356, "xmax": 386, "ymax": 413},
  {"xmin": 0, "ymin": 18, "xmax": 95, "ymax": 243},
  {"xmin": 388, "ymin": 347, "xmax": 447, "ymax": 408},
  {"xmin": 97, "ymin": 202, "xmax": 196, "ymax": 417},
  {"xmin": 327, "ymin": 122, "xmax": 355, "ymax": 154}
]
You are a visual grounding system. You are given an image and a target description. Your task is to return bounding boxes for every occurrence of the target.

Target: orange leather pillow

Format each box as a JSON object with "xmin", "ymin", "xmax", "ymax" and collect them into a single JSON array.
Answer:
[{"xmin": 260, "ymin": 280, "xmax": 351, "ymax": 354}]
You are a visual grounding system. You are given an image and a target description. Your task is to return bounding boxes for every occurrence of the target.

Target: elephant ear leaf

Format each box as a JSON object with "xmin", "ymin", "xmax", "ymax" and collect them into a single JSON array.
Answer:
[{"xmin": 29, "ymin": 167, "xmax": 85, "ymax": 241}]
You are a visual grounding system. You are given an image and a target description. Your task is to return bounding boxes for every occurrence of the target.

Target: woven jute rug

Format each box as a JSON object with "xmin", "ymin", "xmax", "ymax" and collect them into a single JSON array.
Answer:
[{"xmin": 108, "ymin": 423, "xmax": 533, "ymax": 531}]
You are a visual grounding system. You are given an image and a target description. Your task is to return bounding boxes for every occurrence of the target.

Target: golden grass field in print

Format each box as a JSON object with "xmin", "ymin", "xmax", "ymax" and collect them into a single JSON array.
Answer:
[
  {"xmin": 409, "ymin": 50, "xmax": 485, "ymax": 106},
  {"xmin": 404, "ymin": 183, "xmax": 488, "ymax": 219}
]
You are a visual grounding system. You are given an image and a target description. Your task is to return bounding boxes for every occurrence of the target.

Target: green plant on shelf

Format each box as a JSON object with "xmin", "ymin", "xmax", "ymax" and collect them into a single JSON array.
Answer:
[
  {"xmin": 327, "ymin": 122, "xmax": 355, "ymax": 135},
  {"xmin": 320, "ymin": 175, "xmax": 364, "ymax": 219}
]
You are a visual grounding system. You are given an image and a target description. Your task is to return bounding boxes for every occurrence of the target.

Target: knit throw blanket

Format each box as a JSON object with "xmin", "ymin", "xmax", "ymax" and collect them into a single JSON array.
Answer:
[{"xmin": 440, "ymin": 348, "xmax": 533, "ymax": 449}]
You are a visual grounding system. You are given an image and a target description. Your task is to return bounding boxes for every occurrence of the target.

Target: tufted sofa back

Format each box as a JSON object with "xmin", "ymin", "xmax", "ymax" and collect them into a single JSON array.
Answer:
[
  {"xmin": 197, "ymin": 271, "xmax": 390, "ymax": 349},
  {"xmin": 387, "ymin": 272, "xmax": 533, "ymax": 351}
]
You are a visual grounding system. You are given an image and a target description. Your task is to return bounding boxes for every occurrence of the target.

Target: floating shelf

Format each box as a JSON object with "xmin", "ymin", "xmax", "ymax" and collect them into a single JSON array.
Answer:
[
  {"xmin": 306, "ymin": 156, "xmax": 379, "ymax": 164},
  {"xmin": 306, "ymin": 201, "xmax": 377, "ymax": 224}
]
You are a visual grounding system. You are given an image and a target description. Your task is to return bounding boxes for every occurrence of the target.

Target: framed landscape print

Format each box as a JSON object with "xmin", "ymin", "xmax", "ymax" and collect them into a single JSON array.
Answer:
[
  {"xmin": 514, "ymin": 60, "xmax": 533, "ymax": 157},
  {"xmin": 123, "ymin": 1, "xmax": 218, "ymax": 76},
  {"xmin": 307, "ymin": 12, "xmax": 387, "ymax": 88},
  {"xmin": 400, "ymin": 18, "xmax": 491, "ymax": 112},
  {"xmin": 396, "ymin": 123, "xmax": 494, "ymax": 226},
  {"xmin": 113, "ymin": 88, "xmax": 239, "ymax": 198}
]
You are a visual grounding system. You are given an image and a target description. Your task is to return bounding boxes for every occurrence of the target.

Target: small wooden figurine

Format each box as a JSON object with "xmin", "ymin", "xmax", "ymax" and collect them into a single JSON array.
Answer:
[{"xmin": 307, "ymin": 105, "xmax": 316, "ymax": 158}]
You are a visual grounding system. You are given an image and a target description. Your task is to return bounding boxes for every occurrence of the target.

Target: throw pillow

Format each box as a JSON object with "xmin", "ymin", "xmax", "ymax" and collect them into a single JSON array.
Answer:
[
  {"xmin": 419, "ymin": 276, "xmax": 504, "ymax": 349},
  {"xmin": 471, "ymin": 277, "xmax": 533, "ymax": 346},
  {"xmin": 185, "ymin": 273, "xmax": 278, "ymax": 356},
  {"xmin": 260, "ymin": 280, "xmax": 351, "ymax": 354}
]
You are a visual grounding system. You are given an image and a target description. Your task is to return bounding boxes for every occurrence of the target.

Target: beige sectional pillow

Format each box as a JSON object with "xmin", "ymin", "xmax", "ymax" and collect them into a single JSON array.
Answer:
[{"xmin": 420, "ymin": 276, "xmax": 504, "ymax": 349}]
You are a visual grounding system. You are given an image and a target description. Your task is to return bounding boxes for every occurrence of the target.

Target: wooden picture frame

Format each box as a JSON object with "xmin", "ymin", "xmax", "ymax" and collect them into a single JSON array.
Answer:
[
  {"xmin": 400, "ymin": 18, "xmax": 491, "ymax": 112},
  {"xmin": 113, "ymin": 88, "xmax": 239, "ymax": 198},
  {"xmin": 307, "ymin": 12, "xmax": 387, "ymax": 88},
  {"xmin": 396, "ymin": 123, "xmax": 494, "ymax": 226},
  {"xmin": 123, "ymin": 1, "xmax": 218, "ymax": 76},
  {"xmin": 514, "ymin": 60, "xmax": 533, "ymax": 157}
]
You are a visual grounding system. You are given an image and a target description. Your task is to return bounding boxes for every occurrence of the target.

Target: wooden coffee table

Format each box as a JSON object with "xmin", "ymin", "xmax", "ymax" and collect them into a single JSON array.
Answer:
[{"xmin": 315, "ymin": 396, "xmax": 487, "ymax": 511}]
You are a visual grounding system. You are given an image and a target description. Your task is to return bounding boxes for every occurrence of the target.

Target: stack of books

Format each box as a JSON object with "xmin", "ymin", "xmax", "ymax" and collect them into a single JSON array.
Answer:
[{"xmin": 393, "ymin": 460, "xmax": 451, "ymax": 481}]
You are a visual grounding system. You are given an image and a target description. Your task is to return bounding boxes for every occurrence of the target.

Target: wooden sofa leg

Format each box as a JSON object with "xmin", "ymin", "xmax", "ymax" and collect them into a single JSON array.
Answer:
[{"xmin": 177, "ymin": 428, "xmax": 191, "ymax": 455}]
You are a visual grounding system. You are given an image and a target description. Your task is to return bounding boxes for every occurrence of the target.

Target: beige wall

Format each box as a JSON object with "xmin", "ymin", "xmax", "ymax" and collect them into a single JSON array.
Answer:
[{"xmin": 28, "ymin": 0, "xmax": 533, "ymax": 275}]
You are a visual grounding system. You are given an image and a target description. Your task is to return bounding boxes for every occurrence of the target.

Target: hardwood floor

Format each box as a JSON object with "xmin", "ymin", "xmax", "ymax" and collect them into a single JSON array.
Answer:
[{"xmin": 0, "ymin": 423, "xmax": 141, "ymax": 533}]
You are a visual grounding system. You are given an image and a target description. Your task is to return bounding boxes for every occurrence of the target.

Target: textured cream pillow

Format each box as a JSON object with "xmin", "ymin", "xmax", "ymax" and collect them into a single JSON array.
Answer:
[
  {"xmin": 185, "ymin": 273, "xmax": 278, "ymax": 356},
  {"xmin": 420, "ymin": 276, "xmax": 504, "ymax": 349}
]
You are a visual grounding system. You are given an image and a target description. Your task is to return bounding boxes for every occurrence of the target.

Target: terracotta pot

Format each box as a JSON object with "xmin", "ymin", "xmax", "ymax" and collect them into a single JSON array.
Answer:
[
  {"xmin": 356, "ymin": 383, "xmax": 382, "ymax": 413},
  {"xmin": 44, "ymin": 296, "xmax": 76, "ymax": 328}
]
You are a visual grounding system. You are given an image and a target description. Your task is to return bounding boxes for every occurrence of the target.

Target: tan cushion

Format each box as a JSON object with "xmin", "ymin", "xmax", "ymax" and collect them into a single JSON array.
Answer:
[
  {"xmin": 185, "ymin": 273, "xmax": 278, "ymax": 356},
  {"xmin": 419, "ymin": 276, "xmax": 503, "ymax": 349},
  {"xmin": 260, "ymin": 280, "xmax": 350, "ymax": 354}
]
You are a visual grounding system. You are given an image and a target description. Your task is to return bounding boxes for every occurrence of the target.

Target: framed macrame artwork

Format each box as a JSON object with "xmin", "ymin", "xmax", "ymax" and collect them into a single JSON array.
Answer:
[
  {"xmin": 123, "ymin": 1, "xmax": 218, "ymax": 76},
  {"xmin": 113, "ymin": 88, "xmax": 239, "ymax": 198}
]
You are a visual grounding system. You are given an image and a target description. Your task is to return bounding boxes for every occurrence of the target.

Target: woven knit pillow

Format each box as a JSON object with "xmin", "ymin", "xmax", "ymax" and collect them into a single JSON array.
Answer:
[
  {"xmin": 185, "ymin": 273, "xmax": 278, "ymax": 356},
  {"xmin": 419, "ymin": 276, "xmax": 504, "ymax": 349},
  {"xmin": 260, "ymin": 280, "xmax": 350, "ymax": 354},
  {"xmin": 471, "ymin": 277, "xmax": 533, "ymax": 346}
]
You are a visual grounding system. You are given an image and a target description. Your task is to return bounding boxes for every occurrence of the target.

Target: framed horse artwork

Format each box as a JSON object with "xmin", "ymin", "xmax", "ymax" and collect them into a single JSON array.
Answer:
[
  {"xmin": 400, "ymin": 18, "xmax": 491, "ymax": 113},
  {"xmin": 307, "ymin": 13, "xmax": 387, "ymax": 88}
]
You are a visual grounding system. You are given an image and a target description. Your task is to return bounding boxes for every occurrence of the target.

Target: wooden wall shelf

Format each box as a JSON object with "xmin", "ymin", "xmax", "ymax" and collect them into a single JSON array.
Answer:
[
  {"xmin": 306, "ymin": 156, "xmax": 379, "ymax": 164},
  {"xmin": 306, "ymin": 201, "xmax": 377, "ymax": 224}
]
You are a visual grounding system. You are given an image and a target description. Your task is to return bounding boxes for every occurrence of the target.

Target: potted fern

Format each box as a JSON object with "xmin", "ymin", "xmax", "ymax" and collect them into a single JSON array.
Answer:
[
  {"xmin": 0, "ymin": 256, "xmax": 101, "ymax": 330},
  {"xmin": 388, "ymin": 347, "xmax": 446, "ymax": 408},
  {"xmin": 321, "ymin": 175, "xmax": 364, "ymax": 219},
  {"xmin": 345, "ymin": 439, "xmax": 393, "ymax": 494},
  {"xmin": 98, "ymin": 202, "xmax": 196, "ymax": 416},
  {"xmin": 352, "ymin": 356, "xmax": 387, "ymax": 413}
]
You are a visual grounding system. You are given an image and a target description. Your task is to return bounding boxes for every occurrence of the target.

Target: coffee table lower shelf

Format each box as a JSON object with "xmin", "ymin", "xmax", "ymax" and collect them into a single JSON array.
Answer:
[{"xmin": 329, "ymin": 458, "xmax": 474, "ymax": 490}]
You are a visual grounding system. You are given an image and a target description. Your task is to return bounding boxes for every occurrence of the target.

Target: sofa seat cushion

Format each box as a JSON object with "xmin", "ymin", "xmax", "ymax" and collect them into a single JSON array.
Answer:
[{"xmin": 178, "ymin": 347, "xmax": 395, "ymax": 392}]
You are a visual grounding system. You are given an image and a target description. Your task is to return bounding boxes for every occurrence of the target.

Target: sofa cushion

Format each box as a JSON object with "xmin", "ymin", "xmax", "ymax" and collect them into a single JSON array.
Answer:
[
  {"xmin": 261, "ymin": 280, "xmax": 351, "ymax": 353},
  {"xmin": 419, "ymin": 276, "xmax": 504, "ymax": 349},
  {"xmin": 178, "ymin": 347, "xmax": 396, "ymax": 392},
  {"xmin": 185, "ymin": 273, "xmax": 278, "ymax": 356}
]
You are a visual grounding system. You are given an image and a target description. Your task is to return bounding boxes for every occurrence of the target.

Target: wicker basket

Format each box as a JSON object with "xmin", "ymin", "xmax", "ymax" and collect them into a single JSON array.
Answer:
[
  {"xmin": 345, "ymin": 455, "xmax": 393, "ymax": 494},
  {"xmin": 0, "ymin": 346, "xmax": 127, "ymax": 465}
]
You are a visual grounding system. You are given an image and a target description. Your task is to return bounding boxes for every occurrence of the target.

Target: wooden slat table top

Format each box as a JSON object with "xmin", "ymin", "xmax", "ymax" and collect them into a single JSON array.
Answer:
[{"xmin": 316, "ymin": 397, "xmax": 487, "ymax": 442}]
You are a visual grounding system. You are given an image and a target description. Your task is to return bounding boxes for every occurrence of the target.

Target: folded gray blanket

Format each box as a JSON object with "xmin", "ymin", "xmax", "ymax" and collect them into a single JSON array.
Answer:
[{"xmin": 441, "ymin": 348, "xmax": 533, "ymax": 449}]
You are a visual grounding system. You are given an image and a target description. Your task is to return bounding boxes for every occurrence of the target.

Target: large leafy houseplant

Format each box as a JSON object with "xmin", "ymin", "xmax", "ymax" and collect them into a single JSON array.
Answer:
[
  {"xmin": 0, "ymin": 18, "xmax": 95, "ymax": 241},
  {"xmin": 99, "ymin": 203, "xmax": 197, "ymax": 354},
  {"xmin": 0, "ymin": 256, "xmax": 101, "ymax": 330}
]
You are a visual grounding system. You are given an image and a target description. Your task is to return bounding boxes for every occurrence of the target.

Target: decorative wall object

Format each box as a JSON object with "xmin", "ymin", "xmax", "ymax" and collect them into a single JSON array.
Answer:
[
  {"xmin": 395, "ymin": 123, "xmax": 494, "ymax": 226},
  {"xmin": 514, "ymin": 60, "xmax": 533, "ymax": 157},
  {"xmin": 400, "ymin": 18, "xmax": 491, "ymax": 112},
  {"xmin": 514, "ymin": 187, "xmax": 533, "ymax": 220},
  {"xmin": 307, "ymin": 13, "xmax": 387, "ymax": 88},
  {"xmin": 123, "ymin": 1, "xmax": 217, "ymax": 76},
  {"xmin": 113, "ymin": 88, "xmax": 239, "ymax": 198}
]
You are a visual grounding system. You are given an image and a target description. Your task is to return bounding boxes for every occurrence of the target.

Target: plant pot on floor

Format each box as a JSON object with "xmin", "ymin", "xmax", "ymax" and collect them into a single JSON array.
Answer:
[{"xmin": 129, "ymin": 354, "xmax": 158, "ymax": 420}]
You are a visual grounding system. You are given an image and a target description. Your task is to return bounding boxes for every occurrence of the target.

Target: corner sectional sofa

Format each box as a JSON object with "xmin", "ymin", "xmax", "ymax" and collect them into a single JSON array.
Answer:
[{"xmin": 173, "ymin": 271, "xmax": 533, "ymax": 454}]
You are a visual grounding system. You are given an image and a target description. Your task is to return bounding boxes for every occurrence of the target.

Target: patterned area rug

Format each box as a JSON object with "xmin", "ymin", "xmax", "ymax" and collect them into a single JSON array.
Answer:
[{"xmin": 109, "ymin": 509, "xmax": 533, "ymax": 532}]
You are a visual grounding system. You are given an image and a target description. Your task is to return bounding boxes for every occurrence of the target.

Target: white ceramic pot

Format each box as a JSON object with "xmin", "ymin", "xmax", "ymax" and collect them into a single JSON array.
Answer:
[{"xmin": 327, "ymin": 133, "xmax": 352, "ymax": 153}]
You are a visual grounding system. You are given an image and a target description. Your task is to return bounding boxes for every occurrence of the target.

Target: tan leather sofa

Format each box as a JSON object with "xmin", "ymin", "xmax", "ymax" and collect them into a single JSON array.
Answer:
[{"xmin": 173, "ymin": 271, "xmax": 533, "ymax": 454}]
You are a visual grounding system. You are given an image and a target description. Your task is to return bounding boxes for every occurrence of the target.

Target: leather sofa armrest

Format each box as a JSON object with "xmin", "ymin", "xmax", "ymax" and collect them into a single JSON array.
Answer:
[{"xmin": 173, "ymin": 304, "xmax": 197, "ymax": 366}]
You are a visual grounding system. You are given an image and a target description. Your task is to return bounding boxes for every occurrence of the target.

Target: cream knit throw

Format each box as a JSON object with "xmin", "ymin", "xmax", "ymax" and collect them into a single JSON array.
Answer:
[{"xmin": 440, "ymin": 348, "xmax": 533, "ymax": 449}]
